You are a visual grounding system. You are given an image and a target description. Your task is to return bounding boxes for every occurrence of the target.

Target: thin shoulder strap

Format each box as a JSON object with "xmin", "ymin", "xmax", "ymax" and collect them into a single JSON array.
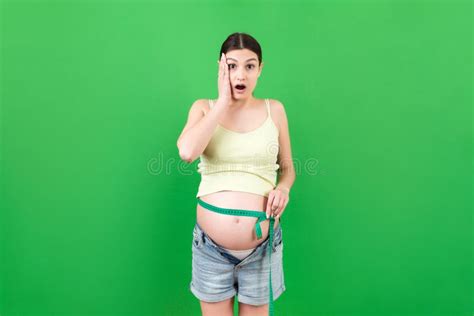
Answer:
[
  {"xmin": 265, "ymin": 99, "xmax": 271, "ymax": 118},
  {"xmin": 203, "ymin": 99, "xmax": 213, "ymax": 115}
]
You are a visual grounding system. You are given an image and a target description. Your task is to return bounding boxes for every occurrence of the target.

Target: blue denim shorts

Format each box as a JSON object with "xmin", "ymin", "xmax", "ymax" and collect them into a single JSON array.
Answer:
[{"xmin": 190, "ymin": 221, "xmax": 286, "ymax": 306}]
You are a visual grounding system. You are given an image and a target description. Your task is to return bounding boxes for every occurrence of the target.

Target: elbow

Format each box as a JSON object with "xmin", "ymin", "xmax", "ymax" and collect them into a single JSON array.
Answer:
[
  {"xmin": 178, "ymin": 146, "xmax": 192, "ymax": 163},
  {"xmin": 179, "ymin": 151, "xmax": 194, "ymax": 163},
  {"xmin": 177, "ymin": 138, "xmax": 202, "ymax": 163},
  {"xmin": 178, "ymin": 144, "xmax": 196, "ymax": 163},
  {"xmin": 177, "ymin": 138, "xmax": 189, "ymax": 162}
]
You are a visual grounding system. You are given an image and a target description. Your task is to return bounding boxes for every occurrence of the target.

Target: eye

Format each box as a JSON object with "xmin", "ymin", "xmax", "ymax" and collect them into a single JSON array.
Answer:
[{"xmin": 228, "ymin": 64, "xmax": 255, "ymax": 70}]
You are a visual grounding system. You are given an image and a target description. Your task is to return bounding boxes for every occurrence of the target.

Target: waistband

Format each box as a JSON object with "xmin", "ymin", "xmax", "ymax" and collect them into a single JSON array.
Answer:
[{"xmin": 196, "ymin": 197, "xmax": 277, "ymax": 316}]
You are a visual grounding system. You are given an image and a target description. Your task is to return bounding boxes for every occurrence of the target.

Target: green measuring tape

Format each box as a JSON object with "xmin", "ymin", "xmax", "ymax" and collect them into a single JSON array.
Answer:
[{"xmin": 196, "ymin": 197, "xmax": 277, "ymax": 316}]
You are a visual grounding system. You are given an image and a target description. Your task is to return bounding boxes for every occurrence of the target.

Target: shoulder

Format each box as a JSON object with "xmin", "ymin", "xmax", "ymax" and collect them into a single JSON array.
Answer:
[
  {"xmin": 268, "ymin": 99, "xmax": 285, "ymax": 112},
  {"xmin": 189, "ymin": 99, "xmax": 211, "ymax": 115},
  {"xmin": 267, "ymin": 99, "xmax": 287, "ymax": 130}
]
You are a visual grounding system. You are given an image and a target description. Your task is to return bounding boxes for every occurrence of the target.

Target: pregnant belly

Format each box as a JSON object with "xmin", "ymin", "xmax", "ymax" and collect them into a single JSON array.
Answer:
[{"xmin": 196, "ymin": 191, "xmax": 280, "ymax": 250}]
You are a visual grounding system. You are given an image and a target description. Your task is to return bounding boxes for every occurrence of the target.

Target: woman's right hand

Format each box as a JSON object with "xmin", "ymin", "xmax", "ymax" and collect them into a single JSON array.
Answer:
[{"xmin": 217, "ymin": 53, "xmax": 232, "ymax": 106}]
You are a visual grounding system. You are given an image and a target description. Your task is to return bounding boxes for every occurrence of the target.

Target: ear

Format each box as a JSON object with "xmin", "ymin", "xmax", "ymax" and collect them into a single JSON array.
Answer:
[{"xmin": 258, "ymin": 61, "xmax": 264, "ymax": 77}]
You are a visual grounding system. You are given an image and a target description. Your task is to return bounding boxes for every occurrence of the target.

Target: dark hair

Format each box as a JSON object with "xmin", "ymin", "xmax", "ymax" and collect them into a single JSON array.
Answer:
[{"xmin": 219, "ymin": 32, "xmax": 262, "ymax": 66}]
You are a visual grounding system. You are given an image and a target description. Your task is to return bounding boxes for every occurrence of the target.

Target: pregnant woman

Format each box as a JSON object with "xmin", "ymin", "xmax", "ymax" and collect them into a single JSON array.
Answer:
[{"xmin": 177, "ymin": 32, "xmax": 296, "ymax": 316}]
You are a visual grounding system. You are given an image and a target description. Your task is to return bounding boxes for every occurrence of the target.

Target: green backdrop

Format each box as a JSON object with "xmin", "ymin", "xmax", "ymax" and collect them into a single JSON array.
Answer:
[{"xmin": 1, "ymin": 0, "xmax": 472, "ymax": 315}]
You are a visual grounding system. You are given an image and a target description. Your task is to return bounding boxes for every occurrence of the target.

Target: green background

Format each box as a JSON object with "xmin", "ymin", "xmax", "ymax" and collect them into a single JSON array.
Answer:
[{"xmin": 1, "ymin": 0, "xmax": 471, "ymax": 315}]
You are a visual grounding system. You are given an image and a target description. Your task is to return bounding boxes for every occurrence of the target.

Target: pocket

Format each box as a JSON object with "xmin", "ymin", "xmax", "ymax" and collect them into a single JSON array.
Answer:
[
  {"xmin": 272, "ymin": 227, "xmax": 283, "ymax": 252},
  {"xmin": 192, "ymin": 225, "xmax": 204, "ymax": 249}
]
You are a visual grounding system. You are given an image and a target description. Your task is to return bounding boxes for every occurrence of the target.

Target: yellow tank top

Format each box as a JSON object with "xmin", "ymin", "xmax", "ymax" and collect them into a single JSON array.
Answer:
[{"xmin": 196, "ymin": 98, "xmax": 280, "ymax": 198}]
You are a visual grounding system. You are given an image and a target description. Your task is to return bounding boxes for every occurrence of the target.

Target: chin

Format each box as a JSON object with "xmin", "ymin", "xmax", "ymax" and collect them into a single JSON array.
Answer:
[
  {"xmin": 233, "ymin": 94, "xmax": 248, "ymax": 100},
  {"xmin": 233, "ymin": 91, "xmax": 251, "ymax": 97}
]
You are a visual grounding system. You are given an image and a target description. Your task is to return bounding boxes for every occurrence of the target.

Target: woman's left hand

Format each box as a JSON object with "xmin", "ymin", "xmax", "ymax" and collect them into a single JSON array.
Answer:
[{"xmin": 265, "ymin": 186, "xmax": 290, "ymax": 220}]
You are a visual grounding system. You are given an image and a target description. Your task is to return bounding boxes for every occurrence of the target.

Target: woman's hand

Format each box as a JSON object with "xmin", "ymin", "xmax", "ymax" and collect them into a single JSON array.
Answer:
[
  {"xmin": 217, "ymin": 53, "xmax": 232, "ymax": 105},
  {"xmin": 265, "ymin": 186, "xmax": 290, "ymax": 220}
]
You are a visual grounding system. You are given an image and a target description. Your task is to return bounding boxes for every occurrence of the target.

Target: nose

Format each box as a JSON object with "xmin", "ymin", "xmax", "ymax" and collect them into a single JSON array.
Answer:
[
  {"xmin": 235, "ymin": 77, "xmax": 246, "ymax": 85},
  {"xmin": 234, "ymin": 69, "xmax": 246, "ymax": 82}
]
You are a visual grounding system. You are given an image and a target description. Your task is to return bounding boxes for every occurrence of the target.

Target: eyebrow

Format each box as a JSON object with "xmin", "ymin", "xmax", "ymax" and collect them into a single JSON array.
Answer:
[{"xmin": 226, "ymin": 57, "xmax": 258, "ymax": 63}]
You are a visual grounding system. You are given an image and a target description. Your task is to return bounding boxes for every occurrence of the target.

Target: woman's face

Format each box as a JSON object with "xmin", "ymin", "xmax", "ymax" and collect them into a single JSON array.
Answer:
[{"xmin": 223, "ymin": 48, "xmax": 264, "ymax": 99}]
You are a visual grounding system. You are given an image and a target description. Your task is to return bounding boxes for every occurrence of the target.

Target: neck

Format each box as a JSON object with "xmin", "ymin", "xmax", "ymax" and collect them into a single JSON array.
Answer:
[{"xmin": 229, "ymin": 95, "xmax": 256, "ymax": 109}]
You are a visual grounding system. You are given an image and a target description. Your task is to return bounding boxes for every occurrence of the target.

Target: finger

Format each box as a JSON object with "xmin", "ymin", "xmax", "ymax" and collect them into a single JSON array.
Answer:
[
  {"xmin": 275, "ymin": 203, "xmax": 284, "ymax": 219},
  {"xmin": 266, "ymin": 192, "xmax": 275, "ymax": 218},
  {"xmin": 266, "ymin": 193, "xmax": 274, "ymax": 218},
  {"xmin": 223, "ymin": 57, "xmax": 228, "ymax": 80},
  {"xmin": 223, "ymin": 56, "xmax": 228, "ymax": 77},
  {"xmin": 271, "ymin": 194, "xmax": 280, "ymax": 216},
  {"xmin": 274, "ymin": 197, "xmax": 285, "ymax": 217},
  {"xmin": 273, "ymin": 197, "xmax": 284, "ymax": 217},
  {"xmin": 278, "ymin": 200, "xmax": 289, "ymax": 219},
  {"xmin": 275, "ymin": 210, "xmax": 282, "ymax": 219},
  {"xmin": 218, "ymin": 59, "xmax": 222, "ymax": 77},
  {"xmin": 224, "ymin": 53, "xmax": 229, "ymax": 72},
  {"xmin": 276, "ymin": 210, "xmax": 283, "ymax": 220}
]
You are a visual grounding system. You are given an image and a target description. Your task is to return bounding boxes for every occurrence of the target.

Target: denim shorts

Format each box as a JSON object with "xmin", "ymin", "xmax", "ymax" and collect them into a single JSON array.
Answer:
[{"xmin": 190, "ymin": 221, "xmax": 286, "ymax": 306}]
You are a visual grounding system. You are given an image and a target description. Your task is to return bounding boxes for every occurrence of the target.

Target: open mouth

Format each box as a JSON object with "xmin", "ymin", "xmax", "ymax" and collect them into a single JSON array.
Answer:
[{"xmin": 234, "ymin": 84, "xmax": 246, "ymax": 93}]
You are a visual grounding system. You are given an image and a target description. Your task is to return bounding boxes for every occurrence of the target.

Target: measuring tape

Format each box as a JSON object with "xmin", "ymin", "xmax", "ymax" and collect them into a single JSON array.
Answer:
[{"xmin": 197, "ymin": 197, "xmax": 277, "ymax": 316}]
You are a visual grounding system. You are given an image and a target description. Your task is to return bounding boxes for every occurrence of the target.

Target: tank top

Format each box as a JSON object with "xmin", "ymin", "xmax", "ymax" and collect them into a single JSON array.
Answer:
[{"xmin": 196, "ymin": 99, "xmax": 280, "ymax": 198}]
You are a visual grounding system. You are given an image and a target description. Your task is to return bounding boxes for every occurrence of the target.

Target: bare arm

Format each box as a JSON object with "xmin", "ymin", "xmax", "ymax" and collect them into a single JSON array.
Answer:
[
  {"xmin": 274, "ymin": 99, "xmax": 296, "ymax": 192},
  {"xmin": 177, "ymin": 53, "xmax": 232, "ymax": 163},
  {"xmin": 265, "ymin": 99, "xmax": 296, "ymax": 218},
  {"xmin": 177, "ymin": 98, "xmax": 229, "ymax": 163}
]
